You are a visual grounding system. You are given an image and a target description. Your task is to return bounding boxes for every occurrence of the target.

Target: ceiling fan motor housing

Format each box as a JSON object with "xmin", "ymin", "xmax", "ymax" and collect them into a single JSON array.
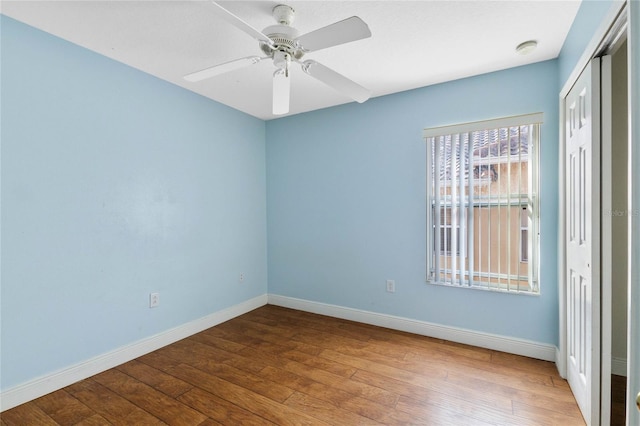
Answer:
[
  {"xmin": 260, "ymin": 4, "xmax": 305, "ymax": 60},
  {"xmin": 273, "ymin": 4, "xmax": 295, "ymax": 25}
]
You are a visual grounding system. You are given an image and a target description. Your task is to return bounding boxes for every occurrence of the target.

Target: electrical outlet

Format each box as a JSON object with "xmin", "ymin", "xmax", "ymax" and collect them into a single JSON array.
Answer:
[
  {"xmin": 239, "ymin": 273, "xmax": 245, "ymax": 283},
  {"xmin": 149, "ymin": 292, "xmax": 160, "ymax": 308},
  {"xmin": 386, "ymin": 280, "xmax": 395, "ymax": 293}
]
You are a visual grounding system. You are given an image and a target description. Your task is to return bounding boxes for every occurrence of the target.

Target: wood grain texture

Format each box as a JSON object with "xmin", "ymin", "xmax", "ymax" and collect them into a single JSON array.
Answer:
[{"xmin": 1, "ymin": 305, "xmax": 587, "ymax": 425}]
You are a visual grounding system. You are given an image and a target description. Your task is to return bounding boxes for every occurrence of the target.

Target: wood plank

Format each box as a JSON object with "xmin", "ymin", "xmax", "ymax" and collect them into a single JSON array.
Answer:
[
  {"xmin": 256, "ymin": 353, "xmax": 398, "ymax": 407},
  {"xmin": 278, "ymin": 349, "xmax": 358, "ymax": 378},
  {"xmin": 490, "ymin": 350, "xmax": 559, "ymax": 376},
  {"xmin": 66, "ymin": 379, "xmax": 164, "ymax": 425},
  {"xmin": 116, "ymin": 359, "xmax": 193, "ymax": 398},
  {"xmin": 73, "ymin": 414, "xmax": 112, "ymax": 425},
  {"xmin": 233, "ymin": 316, "xmax": 299, "ymax": 339},
  {"xmin": 178, "ymin": 387, "xmax": 277, "ymax": 426},
  {"xmin": 138, "ymin": 350, "xmax": 185, "ymax": 371},
  {"xmin": 394, "ymin": 396, "xmax": 500, "ymax": 426},
  {"xmin": 206, "ymin": 324, "xmax": 276, "ymax": 348},
  {"xmin": 190, "ymin": 330, "xmax": 249, "ymax": 354},
  {"xmin": 33, "ymin": 389, "xmax": 95, "ymax": 425},
  {"xmin": 351, "ymin": 368, "xmax": 513, "ymax": 414},
  {"xmin": 92, "ymin": 369, "xmax": 207, "ymax": 425},
  {"xmin": 445, "ymin": 371, "xmax": 584, "ymax": 417},
  {"xmin": 152, "ymin": 339, "xmax": 296, "ymax": 403},
  {"xmin": 162, "ymin": 338, "xmax": 235, "ymax": 365},
  {"xmin": 250, "ymin": 306, "xmax": 381, "ymax": 343},
  {"xmin": 194, "ymin": 330, "xmax": 397, "ymax": 406},
  {"xmin": 168, "ymin": 363, "xmax": 330, "ymax": 426},
  {"xmin": 0, "ymin": 402, "xmax": 58, "ymax": 426},
  {"xmin": 255, "ymin": 365, "xmax": 417, "ymax": 425},
  {"xmin": 512, "ymin": 400, "xmax": 586, "ymax": 425},
  {"xmin": 222, "ymin": 318, "xmax": 325, "ymax": 356},
  {"xmin": 397, "ymin": 393, "xmax": 533, "ymax": 426},
  {"xmin": 406, "ymin": 349, "xmax": 557, "ymax": 389},
  {"xmin": 189, "ymin": 333, "xmax": 272, "ymax": 374},
  {"xmin": 552, "ymin": 375, "xmax": 572, "ymax": 389},
  {"xmin": 245, "ymin": 310, "xmax": 375, "ymax": 349},
  {"xmin": 283, "ymin": 391, "xmax": 383, "ymax": 425},
  {"xmin": 273, "ymin": 324, "xmax": 371, "ymax": 352},
  {"xmin": 319, "ymin": 348, "xmax": 448, "ymax": 385},
  {"xmin": 192, "ymin": 356, "xmax": 295, "ymax": 403},
  {"xmin": 216, "ymin": 338, "xmax": 397, "ymax": 409}
]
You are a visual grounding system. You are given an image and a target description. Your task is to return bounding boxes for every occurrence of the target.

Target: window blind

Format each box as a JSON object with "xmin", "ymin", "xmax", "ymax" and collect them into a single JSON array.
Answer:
[{"xmin": 425, "ymin": 113, "xmax": 542, "ymax": 293}]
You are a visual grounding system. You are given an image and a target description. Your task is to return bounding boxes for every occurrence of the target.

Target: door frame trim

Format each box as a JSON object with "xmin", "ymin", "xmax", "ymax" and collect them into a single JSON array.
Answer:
[{"xmin": 626, "ymin": 2, "xmax": 640, "ymax": 424}]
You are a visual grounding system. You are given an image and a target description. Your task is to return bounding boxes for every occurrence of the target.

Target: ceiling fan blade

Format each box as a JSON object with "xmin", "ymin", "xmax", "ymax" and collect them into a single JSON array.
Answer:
[
  {"xmin": 273, "ymin": 69, "xmax": 290, "ymax": 115},
  {"xmin": 295, "ymin": 16, "xmax": 371, "ymax": 52},
  {"xmin": 184, "ymin": 56, "xmax": 262, "ymax": 82},
  {"xmin": 210, "ymin": 2, "xmax": 274, "ymax": 48},
  {"xmin": 301, "ymin": 60, "xmax": 371, "ymax": 103}
]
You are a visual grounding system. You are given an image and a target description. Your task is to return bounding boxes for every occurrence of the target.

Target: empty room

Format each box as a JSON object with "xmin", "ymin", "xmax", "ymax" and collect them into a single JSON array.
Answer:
[{"xmin": 1, "ymin": 1, "xmax": 639, "ymax": 425}]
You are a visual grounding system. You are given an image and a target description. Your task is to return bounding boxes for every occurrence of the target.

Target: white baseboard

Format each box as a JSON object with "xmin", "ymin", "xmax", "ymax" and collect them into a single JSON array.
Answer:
[
  {"xmin": 611, "ymin": 356, "xmax": 627, "ymax": 376},
  {"xmin": 268, "ymin": 294, "xmax": 557, "ymax": 362},
  {"xmin": 0, "ymin": 294, "xmax": 268, "ymax": 412}
]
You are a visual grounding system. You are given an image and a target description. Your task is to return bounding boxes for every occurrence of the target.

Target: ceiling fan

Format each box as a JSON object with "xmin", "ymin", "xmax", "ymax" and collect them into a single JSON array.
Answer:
[{"xmin": 184, "ymin": 2, "xmax": 372, "ymax": 115}]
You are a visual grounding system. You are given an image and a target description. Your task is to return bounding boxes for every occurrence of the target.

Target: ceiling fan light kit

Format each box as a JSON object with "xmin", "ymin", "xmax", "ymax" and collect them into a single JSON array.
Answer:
[{"xmin": 184, "ymin": 2, "xmax": 372, "ymax": 116}]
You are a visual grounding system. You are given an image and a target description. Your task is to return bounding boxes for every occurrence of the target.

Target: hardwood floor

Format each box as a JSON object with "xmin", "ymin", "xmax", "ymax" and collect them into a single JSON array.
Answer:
[
  {"xmin": 1, "ymin": 305, "xmax": 586, "ymax": 425},
  {"xmin": 611, "ymin": 374, "xmax": 627, "ymax": 426}
]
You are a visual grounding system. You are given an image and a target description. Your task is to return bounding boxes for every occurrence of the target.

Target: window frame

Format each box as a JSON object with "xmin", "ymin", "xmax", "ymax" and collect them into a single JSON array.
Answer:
[{"xmin": 424, "ymin": 113, "xmax": 542, "ymax": 294}]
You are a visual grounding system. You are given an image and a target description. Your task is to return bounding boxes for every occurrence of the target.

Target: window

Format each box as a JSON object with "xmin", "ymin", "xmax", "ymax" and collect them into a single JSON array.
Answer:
[{"xmin": 424, "ymin": 113, "xmax": 541, "ymax": 293}]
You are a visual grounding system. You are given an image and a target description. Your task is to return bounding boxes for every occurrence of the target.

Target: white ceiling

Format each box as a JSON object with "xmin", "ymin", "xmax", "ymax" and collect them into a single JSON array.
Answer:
[{"xmin": 2, "ymin": 1, "xmax": 581, "ymax": 120}]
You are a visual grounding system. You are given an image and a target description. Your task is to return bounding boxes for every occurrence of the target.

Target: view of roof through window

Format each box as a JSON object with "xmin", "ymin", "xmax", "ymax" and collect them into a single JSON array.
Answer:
[{"xmin": 432, "ymin": 125, "xmax": 531, "ymax": 186}]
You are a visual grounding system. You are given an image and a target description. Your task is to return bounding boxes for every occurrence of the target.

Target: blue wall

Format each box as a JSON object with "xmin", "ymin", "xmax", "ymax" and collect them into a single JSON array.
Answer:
[
  {"xmin": 558, "ymin": 0, "xmax": 617, "ymax": 85},
  {"xmin": 1, "ymin": 16, "xmax": 267, "ymax": 390},
  {"xmin": 266, "ymin": 60, "xmax": 560, "ymax": 345}
]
